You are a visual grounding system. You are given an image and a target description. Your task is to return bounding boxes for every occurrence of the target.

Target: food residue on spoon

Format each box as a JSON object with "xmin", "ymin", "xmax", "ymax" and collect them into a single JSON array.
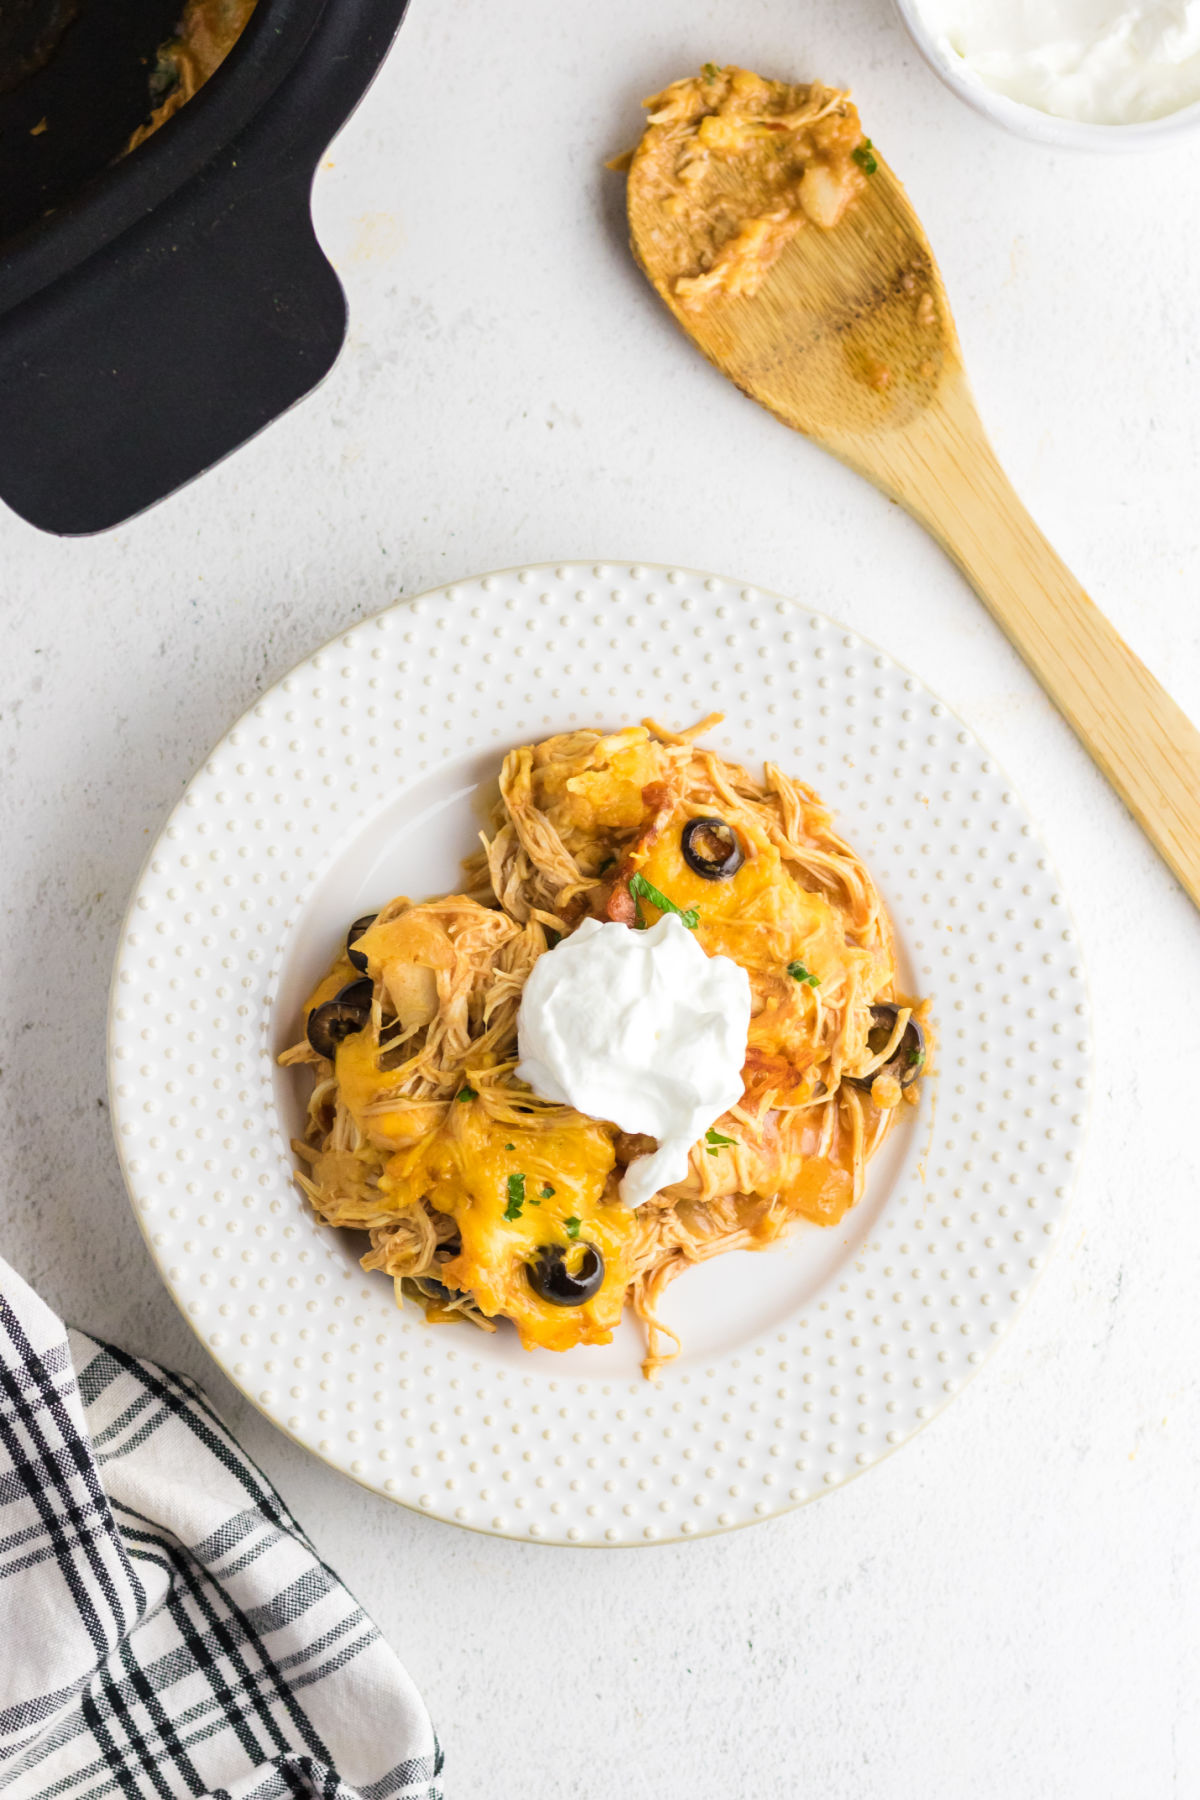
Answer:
[{"xmin": 623, "ymin": 65, "xmax": 873, "ymax": 311}]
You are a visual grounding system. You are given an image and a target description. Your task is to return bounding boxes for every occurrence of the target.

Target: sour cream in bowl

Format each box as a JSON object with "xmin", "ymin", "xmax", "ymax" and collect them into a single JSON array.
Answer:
[{"xmin": 895, "ymin": 0, "xmax": 1200, "ymax": 148}]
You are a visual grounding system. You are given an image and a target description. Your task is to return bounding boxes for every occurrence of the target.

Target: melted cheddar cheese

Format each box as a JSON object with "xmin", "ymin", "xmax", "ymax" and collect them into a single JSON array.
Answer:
[
  {"xmin": 534, "ymin": 731, "xmax": 672, "ymax": 835},
  {"xmin": 624, "ymin": 798, "xmax": 874, "ymax": 1106},
  {"xmin": 303, "ymin": 938, "xmax": 638, "ymax": 1350},
  {"xmin": 378, "ymin": 1101, "xmax": 634, "ymax": 1352}
]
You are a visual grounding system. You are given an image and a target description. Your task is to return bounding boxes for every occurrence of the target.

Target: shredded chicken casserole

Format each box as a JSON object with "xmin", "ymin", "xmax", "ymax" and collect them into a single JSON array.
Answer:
[{"xmin": 280, "ymin": 717, "xmax": 928, "ymax": 1376}]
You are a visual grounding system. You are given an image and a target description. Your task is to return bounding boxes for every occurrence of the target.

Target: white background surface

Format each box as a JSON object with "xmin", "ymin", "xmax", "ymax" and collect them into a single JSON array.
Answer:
[{"xmin": 1, "ymin": 0, "xmax": 1198, "ymax": 1794}]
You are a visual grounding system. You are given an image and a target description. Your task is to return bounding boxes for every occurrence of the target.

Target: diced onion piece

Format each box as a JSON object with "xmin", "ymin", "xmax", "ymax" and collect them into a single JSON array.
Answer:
[
  {"xmin": 384, "ymin": 963, "xmax": 439, "ymax": 1031},
  {"xmin": 798, "ymin": 161, "xmax": 854, "ymax": 229}
]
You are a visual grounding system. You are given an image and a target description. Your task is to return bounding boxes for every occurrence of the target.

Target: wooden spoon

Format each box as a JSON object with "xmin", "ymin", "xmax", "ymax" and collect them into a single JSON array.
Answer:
[{"xmin": 626, "ymin": 75, "xmax": 1200, "ymax": 908}]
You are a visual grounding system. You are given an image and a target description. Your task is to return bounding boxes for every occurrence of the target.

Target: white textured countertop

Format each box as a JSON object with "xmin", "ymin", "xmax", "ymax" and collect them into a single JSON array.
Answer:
[{"xmin": 2, "ymin": 1, "xmax": 1198, "ymax": 1794}]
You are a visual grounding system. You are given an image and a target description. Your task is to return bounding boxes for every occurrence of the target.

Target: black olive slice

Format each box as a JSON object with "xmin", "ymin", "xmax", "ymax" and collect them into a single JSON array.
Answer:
[
  {"xmin": 526, "ymin": 1242, "xmax": 605, "ymax": 1307},
  {"xmin": 681, "ymin": 815, "xmax": 744, "ymax": 881},
  {"xmin": 847, "ymin": 1003, "xmax": 926, "ymax": 1091},
  {"xmin": 412, "ymin": 1276, "xmax": 454, "ymax": 1302},
  {"xmin": 306, "ymin": 978, "xmax": 373, "ymax": 1060},
  {"xmin": 346, "ymin": 914, "xmax": 377, "ymax": 972}
]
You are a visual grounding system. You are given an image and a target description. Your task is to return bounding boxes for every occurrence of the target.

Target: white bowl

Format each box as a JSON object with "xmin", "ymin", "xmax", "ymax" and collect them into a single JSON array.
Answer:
[{"xmin": 893, "ymin": 0, "xmax": 1200, "ymax": 150}]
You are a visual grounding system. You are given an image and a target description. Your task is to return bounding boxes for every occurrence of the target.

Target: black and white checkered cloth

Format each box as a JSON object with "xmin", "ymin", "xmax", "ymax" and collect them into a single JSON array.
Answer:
[{"xmin": 0, "ymin": 1258, "xmax": 442, "ymax": 1800}]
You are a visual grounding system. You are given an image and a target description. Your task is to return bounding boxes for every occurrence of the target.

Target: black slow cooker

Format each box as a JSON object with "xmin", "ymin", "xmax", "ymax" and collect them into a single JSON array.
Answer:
[{"xmin": 0, "ymin": 0, "xmax": 410, "ymax": 535}]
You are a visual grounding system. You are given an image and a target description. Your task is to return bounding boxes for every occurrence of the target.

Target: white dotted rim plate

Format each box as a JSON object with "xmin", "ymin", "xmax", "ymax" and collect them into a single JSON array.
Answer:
[{"xmin": 108, "ymin": 563, "xmax": 1091, "ymax": 1545}]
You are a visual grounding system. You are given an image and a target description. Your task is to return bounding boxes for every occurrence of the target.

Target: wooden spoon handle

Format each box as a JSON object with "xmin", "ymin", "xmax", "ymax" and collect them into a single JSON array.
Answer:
[{"xmin": 862, "ymin": 391, "xmax": 1200, "ymax": 907}]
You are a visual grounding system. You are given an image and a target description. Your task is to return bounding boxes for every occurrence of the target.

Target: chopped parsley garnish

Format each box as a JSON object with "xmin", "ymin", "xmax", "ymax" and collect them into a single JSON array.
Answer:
[
  {"xmin": 503, "ymin": 1173, "xmax": 526, "ymax": 1220},
  {"xmin": 564, "ymin": 1215, "xmax": 582, "ymax": 1240},
  {"xmin": 852, "ymin": 139, "xmax": 878, "ymax": 175},
  {"xmin": 540, "ymin": 1183, "xmax": 555, "ymax": 1199},
  {"xmin": 457, "ymin": 1086, "xmax": 476, "ymax": 1102},
  {"xmin": 702, "ymin": 62, "xmax": 719, "ymax": 81},
  {"xmin": 787, "ymin": 962, "xmax": 820, "ymax": 987},
  {"xmin": 705, "ymin": 1126, "xmax": 737, "ymax": 1157},
  {"xmin": 504, "ymin": 1143, "xmax": 515, "ymax": 1151},
  {"xmin": 628, "ymin": 871, "xmax": 699, "ymax": 931}
]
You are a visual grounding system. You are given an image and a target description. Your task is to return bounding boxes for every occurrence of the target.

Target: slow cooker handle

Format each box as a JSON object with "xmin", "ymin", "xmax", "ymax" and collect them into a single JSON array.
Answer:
[{"xmin": 0, "ymin": 139, "xmax": 346, "ymax": 536}]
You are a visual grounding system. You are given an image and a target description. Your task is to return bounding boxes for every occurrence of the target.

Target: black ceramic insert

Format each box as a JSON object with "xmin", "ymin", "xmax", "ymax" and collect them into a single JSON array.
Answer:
[
  {"xmin": 0, "ymin": 0, "xmax": 410, "ymax": 535},
  {"xmin": 0, "ymin": 0, "xmax": 186, "ymax": 243}
]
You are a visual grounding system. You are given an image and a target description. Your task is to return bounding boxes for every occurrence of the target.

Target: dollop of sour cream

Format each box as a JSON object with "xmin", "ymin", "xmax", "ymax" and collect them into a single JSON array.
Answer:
[
  {"xmin": 916, "ymin": 0, "xmax": 1200, "ymax": 124},
  {"xmin": 515, "ymin": 913, "xmax": 752, "ymax": 1209}
]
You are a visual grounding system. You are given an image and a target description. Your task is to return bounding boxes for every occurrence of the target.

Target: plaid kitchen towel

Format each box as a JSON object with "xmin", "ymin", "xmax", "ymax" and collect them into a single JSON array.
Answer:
[{"xmin": 0, "ymin": 1257, "xmax": 442, "ymax": 1800}]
